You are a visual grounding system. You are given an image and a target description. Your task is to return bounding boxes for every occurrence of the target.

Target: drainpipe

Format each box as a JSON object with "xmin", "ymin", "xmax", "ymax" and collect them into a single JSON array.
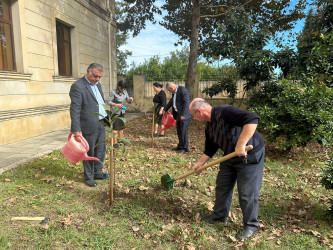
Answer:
[{"xmin": 107, "ymin": 0, "xmax": 113, "ymax": 95}]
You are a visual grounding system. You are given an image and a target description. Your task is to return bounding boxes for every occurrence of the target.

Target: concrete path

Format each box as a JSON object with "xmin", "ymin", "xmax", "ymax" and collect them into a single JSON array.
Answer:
[{"xmin": 0, "ymin": 112, "xmax": 143, "ymax": 175}]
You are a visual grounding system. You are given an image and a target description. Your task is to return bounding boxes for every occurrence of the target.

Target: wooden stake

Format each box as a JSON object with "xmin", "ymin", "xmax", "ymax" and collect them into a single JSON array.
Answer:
[
  {"xmin": 151, "ymin": 109, "xmax": 155, "ymax": 148},
  {"xmin": 109, "ymin": 136, "xmax": 114, "ymax": 206}
]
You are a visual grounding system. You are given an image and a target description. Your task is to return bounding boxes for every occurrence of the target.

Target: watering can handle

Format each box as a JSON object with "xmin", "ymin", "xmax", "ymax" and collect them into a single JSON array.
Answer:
[
  {"xmin": 67, "ymin": 133, "xmax": 89, "ymax": 150},
  {"xmin": 174, "ymin": 145, "xmax": 253, "ymax": 181}
]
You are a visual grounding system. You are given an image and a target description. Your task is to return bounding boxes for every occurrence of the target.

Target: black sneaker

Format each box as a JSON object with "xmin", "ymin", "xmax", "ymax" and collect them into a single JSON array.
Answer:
[
  {"xmin": 236, "ymin": 228, "xmax": 257, "ymax": 240},
  {"xmin": 158, "ymin": 134, "xmax": 165, "ymax": 137},
  {"xmin": 94, "ymin": 172, "xmax": 110, "ymax": 180},
  {"xmin": 202, "ymin": 214, "xmax": 226, "ymax": 224},
  {"xmin": 84, "ymin": 179, "xmax": 97, "ymax": 187}
]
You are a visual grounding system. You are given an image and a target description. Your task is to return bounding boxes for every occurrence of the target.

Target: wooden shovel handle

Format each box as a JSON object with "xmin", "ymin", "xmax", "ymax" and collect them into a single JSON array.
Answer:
[{"xmin": 174, "ymin": 145, "xmax": 253, "ymax": 181}]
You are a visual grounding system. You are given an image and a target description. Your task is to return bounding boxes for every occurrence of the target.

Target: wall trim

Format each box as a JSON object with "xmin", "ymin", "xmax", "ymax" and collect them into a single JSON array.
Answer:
[{"xmin": 0, "ymin": 72, "xmax": 32, "ymax": 81}]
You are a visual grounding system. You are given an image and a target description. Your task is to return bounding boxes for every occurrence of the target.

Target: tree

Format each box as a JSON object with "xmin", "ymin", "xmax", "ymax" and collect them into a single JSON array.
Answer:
[
  {"xmin": 116, "ymin": 1, "xmax": 132, "ymax": 74},
  {"xmin": 117, "ymin": 0, "xmax": 307, "ymax": 99}
]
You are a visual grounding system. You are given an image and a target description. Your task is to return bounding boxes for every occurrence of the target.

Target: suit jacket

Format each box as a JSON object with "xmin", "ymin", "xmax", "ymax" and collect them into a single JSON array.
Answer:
[
  {"xmin": 164, "ymin": 86, "xmax": 192, "ymax": 121},
  {"xmin": 69, "ymin": 76, "xmax": 105, "ymax": 135}
]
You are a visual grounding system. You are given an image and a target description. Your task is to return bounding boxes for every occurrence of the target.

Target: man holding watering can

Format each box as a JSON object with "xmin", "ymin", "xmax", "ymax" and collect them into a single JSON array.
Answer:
[
  {"xmin": 189, "ymin": 98, "xmax": 265, "ymax": 240},
  {"xmin": 69, "ymin": 63, "xmax": 110, "ymax": 187}
]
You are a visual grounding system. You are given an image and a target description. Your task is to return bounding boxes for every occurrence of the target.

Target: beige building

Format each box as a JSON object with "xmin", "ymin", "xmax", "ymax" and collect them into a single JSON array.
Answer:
[{"xmin": 0, "ymin": 0, "xmax": 117, "ymax": 146}]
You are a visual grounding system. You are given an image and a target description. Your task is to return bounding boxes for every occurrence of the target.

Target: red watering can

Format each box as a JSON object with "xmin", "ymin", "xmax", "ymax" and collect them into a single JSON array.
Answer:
[
  {"xmin": 61, "ymin": 133, "xmax": 100, "ymax": 163},
  {"xmin": 159, "ymin": 112, "xmax": 176, "ymax": 133}
]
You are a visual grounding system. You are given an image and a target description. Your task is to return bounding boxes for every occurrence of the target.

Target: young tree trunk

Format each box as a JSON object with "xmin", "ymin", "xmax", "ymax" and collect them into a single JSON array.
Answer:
[{"xmin": 185, "ymin": 0, "xmax": 201, "ymax": 100}]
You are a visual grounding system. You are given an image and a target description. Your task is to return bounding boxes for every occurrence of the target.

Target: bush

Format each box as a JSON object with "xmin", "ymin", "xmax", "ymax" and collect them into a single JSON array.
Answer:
[
  {"xmin": 250, "ymin": 79, "xmax": 333, "ymax": 149},
  {"xmin": 247, "ymin": 79, "xmax": 284, "ymax": 108},
  {"xmin": 321, "ymin": 152, "xmax": 333, "ymax": 214}
]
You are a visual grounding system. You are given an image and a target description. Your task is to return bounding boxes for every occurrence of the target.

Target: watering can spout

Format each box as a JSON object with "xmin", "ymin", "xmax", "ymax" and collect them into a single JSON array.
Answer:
[{"xmin": 82, "ymin": 155, "xmax": 100, "ymax": 162}]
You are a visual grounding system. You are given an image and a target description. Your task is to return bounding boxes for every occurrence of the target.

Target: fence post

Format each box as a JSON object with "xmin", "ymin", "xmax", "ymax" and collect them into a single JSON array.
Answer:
[
  {"xmin": 133, "ymin": 75, "xmax": 146, "ymax": 112},
  {"xmin": 193, "ymin": 73, "xmax": 200, "ymax": 99}
]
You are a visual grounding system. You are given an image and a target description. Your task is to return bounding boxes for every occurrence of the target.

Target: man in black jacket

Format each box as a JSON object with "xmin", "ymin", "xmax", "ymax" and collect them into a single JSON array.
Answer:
[
  {"xmin": 189, "ymin": 98, "xmax": 265, "ymax": 240},
  {"xmin": 164, "ymin": 82, "xmax": 192, "ymax": 153}
]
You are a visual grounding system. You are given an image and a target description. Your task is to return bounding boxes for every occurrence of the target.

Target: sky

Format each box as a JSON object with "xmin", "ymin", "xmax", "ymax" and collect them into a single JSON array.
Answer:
[
  {"xmin": 119, "ymin": 21, "xmax": 181, "ymax": 67},
  {"xmin": 119, "ymin": 1, "xmax": 315, "ymax": 69}
]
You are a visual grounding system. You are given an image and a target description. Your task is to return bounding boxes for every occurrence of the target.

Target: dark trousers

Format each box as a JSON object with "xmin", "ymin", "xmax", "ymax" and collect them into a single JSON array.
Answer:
[
  {"xmin": 176, "ymin": 118, "xmax": 190, "ymax": 151},
  {"xmin": 82, "ymin": 122, "xmax": 106, "ymax": 181},
  {"xmin": 213, "ymin": 147, "xmax": 265, "ymax": 231}
]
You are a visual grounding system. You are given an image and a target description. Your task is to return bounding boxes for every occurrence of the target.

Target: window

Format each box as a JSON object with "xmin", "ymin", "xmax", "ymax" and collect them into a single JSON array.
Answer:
[
  {"xmin": 56, "ymin": 21, "xmax": 72, "ymax": 76},
  {"xmin": 0, "ymin": 0, "xmax": 15, "ymax": 71}
]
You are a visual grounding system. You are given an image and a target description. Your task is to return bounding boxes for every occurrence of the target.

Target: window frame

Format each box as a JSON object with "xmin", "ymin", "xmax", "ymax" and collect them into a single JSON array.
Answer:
[
  {"xmin": 0, "ymin": 0, "xmax": 16, "ymax": 71},
  {"xmin": 56, "ymin": 20, "xmax": 73, "ymax": 77}
]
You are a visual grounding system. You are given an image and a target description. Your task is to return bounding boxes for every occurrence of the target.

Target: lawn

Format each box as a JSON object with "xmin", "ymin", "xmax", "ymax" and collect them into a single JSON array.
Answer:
[{"xmin": 0, "ymin": 115, "xmax": 332, "ymax": 249}]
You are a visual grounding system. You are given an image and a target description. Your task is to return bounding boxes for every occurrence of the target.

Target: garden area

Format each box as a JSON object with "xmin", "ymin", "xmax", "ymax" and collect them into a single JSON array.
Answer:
[{"xmin": 0, "ymin": 115, "xmax": 332, "ymax": 249}]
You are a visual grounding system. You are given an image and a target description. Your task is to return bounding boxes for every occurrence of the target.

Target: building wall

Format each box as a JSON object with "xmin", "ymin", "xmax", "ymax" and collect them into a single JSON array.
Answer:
[{"xmin": 0, "ymin": 0, "xmax": 117, "ymax": 146}]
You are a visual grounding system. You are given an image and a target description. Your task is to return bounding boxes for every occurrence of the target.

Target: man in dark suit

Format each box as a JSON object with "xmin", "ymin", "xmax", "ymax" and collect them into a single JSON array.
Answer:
[
  {"xmin": 69, "ymin": 63, "xmax": 110, "ymax": 187},
  {"xmin": 164, "ymin": 82, "xmax": 192, "ymax": 153}
]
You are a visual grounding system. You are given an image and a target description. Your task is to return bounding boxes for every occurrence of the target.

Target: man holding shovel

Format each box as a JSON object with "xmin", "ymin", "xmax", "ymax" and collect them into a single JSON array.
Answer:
[{"xmin": 189, "ymin": 98, "xmax": 265, "ymax": 240}]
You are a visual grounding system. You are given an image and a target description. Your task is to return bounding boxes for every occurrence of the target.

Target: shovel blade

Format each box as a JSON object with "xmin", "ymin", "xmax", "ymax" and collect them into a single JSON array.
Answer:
[{"xmin": 161, "ymin": 174, "xmax": 175, "ymax": 190}]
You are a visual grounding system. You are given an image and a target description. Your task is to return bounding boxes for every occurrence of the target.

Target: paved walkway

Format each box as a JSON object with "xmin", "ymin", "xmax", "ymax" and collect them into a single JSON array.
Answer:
[{"xmin": 0, "ymin": 112, "xmax": 143, "ymax": 175}]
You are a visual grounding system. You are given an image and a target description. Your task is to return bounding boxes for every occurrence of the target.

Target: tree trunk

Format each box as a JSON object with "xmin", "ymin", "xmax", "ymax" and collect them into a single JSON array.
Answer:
[{"xmin": 185, "ymin": 0, "xmax": 201, "ymax": 100}]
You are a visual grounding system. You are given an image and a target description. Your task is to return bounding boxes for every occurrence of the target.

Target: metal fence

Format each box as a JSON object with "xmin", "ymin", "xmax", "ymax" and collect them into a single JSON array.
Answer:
[{"xmin": 144, "ymin": 80, "xmax": 246, "ymax": 99}]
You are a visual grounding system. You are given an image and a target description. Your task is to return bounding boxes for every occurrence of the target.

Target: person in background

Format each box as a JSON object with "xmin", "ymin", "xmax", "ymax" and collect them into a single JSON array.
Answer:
[
  {"xmin": 108, "ymin": 80, "xmax": 133, "ymax": 147},
  {"xmin": 163, "ymin": 82, "xmax": 191, "ymax": 153},
  {"xmin": 152, "ymin": 82, "xmax": 167, "ymax": 137},
  {"xmin": 189, "ymin": 98, "xmax": 265, "ymax": 240},
  {"xmin": 69, "ymin": 63, "xmax": 110, "ymax": 187}
]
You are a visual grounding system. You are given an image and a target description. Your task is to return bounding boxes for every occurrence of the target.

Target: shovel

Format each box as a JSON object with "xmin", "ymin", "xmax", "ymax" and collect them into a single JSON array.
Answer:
[{"xmin": 161, "ymin": 145, "xmax": 253, "ymax": 190}]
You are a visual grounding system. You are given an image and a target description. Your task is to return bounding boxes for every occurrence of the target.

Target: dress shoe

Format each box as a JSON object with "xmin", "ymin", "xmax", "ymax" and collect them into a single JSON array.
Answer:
[
  {"xmin": 172, "ymin": 147, "xmax": 181, "ymax": 151},
  {"xmin": 201, "ymin": 214, "xmax": 226, "ymax": 224},
  {"xmin": 95, "ymin": 172, "xmax": 110, "ymax": 180},
  {"xmin": 85, "ymin": 179, "xmax": 97, "ymax": 187},
  {"xmin": 236, "ymin": 228, "xmax": 257, "ymax": 240},
  {"xmin": 176, "ymin": 149, "xmax": 189, "ymax": 154}
]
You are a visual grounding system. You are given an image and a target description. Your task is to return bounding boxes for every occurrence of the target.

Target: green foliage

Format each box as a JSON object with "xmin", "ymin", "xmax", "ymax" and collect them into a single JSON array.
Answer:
[
  {"xmin": 247, "ymin": 80, "xmax": 284, "ymax": 108},
  {"xmin": 250, "ymin": 80, "xmax": 333, "ymax": 149},
  {"xmin": 124, "ymin": 46, "xmax": 236, "ymax": 86},
  {"xmin": 276, "ymin": 1, "xmax": 333, "ymax": 83},
  {"xmin": 321, "ymin": 152, "xmax": 333, "ymax": 214},
  {"xmin": 302, "ymin": 33, "xmax": 333, "ymax": 87},
  {"xmin": 93, "ymin": 104, "xmax": 130, "ymax": 150},
  {"xmin": 201, "ymin": 7, "xmax": 276, "ymax": 98},
  {"xmin": 116, "ymin": 1, "xmax": 132, "ymax": 74},
  {"xmin": 202, "ymin": 66, "xmax": 239, "ymax": 99}
]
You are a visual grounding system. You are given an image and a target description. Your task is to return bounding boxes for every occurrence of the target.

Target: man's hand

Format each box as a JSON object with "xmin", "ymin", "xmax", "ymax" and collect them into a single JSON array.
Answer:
[
  {"xmin": 193, "ymin": 154, "xmax": 211, "ymax": 173},
  {"xmin": 235, "ymin": 144, "xmax": 247, "ymax": 157},
  {"xmin": 193, "ymin": 162, "xmax": 204, "ymax": 174},
  {"xmin": 73, "ymin": 132, "xmax": 82, "ymax": 142},
  {"xmin": 129, "ymin": 97, "xmax": 134, "ymax": 102},
  {"xmin": 180, "ymin": 116, "xmax": 185, "ymax": 120}
]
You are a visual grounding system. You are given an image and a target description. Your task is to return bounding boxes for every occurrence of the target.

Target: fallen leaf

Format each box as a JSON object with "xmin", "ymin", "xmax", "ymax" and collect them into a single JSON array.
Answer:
[
  {"xmin": 144, "ymin": 234, "xmax": 151, "ymax": 239},
  {"xmin": 139, "ymin": 186, "xmax": 149, "ymax": 191},
  {"xmin": 205, "ymin": 236, "xmax": 216, "ymax": 241},
  {"xmin": 5, "ymin": 178, "xmax": 11, "ymax": 182},
  {"xmin": 132, "ymin": 226, "xmax": 140, "ymax": 232},
  {"xmin": 228, "ymin": 235, "xmax": 237, "ymax": 242}
]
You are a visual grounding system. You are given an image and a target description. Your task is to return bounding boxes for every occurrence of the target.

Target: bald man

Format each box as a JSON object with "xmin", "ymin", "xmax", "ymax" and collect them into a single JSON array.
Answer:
[{"xmin": 189, "ymin": 98, "xmax": 265, "ymax": 240}]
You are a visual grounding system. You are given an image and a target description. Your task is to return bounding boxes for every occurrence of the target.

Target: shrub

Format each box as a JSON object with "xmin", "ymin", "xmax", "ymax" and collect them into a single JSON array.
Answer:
[{"xmin": 250, "ymin": 79, "xmax": 333, "ymax": 149}]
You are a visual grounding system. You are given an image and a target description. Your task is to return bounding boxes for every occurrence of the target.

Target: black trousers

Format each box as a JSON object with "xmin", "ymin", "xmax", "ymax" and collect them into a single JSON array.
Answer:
[
  {"xmin": 82, "ymin": 122, "xmax": 106, "ymax": 181},
  {"xmin": 213, "ymin": 147, "xmax": 265, "ymax": 231},
  {"xmin": 176, "ymin": 118, "xmax": 190, "ymax": 151}
]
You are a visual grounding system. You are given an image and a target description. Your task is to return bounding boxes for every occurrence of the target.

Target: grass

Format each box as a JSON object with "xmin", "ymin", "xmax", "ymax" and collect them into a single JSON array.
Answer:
[{"xmin": 0, "ymin": 115, "xmax": 332, "ymax": 249}]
